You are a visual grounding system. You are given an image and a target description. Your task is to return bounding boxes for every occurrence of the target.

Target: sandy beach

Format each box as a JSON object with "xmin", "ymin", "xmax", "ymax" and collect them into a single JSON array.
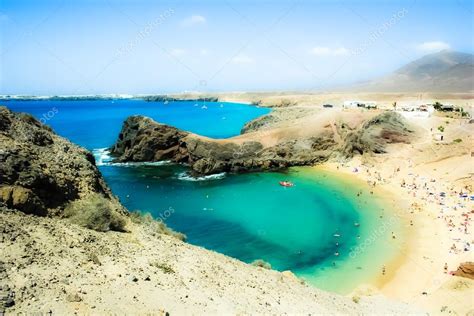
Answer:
[{"xmin": 313, "ymin": 111, "xmax": 473, "ymax": 314}]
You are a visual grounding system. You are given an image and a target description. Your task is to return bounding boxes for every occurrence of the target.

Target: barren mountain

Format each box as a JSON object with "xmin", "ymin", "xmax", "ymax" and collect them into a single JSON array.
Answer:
[{"xmin": 352, "ymin": 50, "xmax": 474, "ymax": 92}]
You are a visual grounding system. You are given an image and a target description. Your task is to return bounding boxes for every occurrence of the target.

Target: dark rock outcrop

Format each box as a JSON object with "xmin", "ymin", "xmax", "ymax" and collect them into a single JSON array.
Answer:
[
  {"xmin": 241, "ymin": 114, "xmax": 280, "ymax": 134},
  {"xmin": 110, "ymin": 116, "xmax": 337, "ymax": 175},
  {"xmin": 241, "ymin": 108, "xmax": 315, "ymax": 134},
  {"xmin": 111, "ymin": 111, "xmax": 413, "ymax": 176},
  {"xmin": 340, "ymin": 112, "xmax": 412, "ymax": 156},
  {"xmin": 452, "ymin": 262, "xmax": 474, "ymax": 280},
  {"xmin": 0, "ymin": 106, "xmax": 120, "ymax": 216},
  {"xmin": 110, "ymin": 116, "xmax": 189, "ymax": 162}
]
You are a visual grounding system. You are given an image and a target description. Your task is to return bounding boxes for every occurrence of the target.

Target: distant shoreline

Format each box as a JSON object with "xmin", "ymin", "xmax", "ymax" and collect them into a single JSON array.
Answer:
[{"xmin": 0, "ymin": 95, "xmax": 219, "ymax": 102}]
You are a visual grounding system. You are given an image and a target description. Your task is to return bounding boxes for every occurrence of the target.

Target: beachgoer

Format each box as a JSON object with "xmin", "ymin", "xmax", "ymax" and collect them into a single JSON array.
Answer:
[
  {"xmin": 382, "ymin": 265, "xmax": 386, "ymax": 275},
  {"xmin": 444, "ymin": 263, "xmax": 448, "ymax": 274}
]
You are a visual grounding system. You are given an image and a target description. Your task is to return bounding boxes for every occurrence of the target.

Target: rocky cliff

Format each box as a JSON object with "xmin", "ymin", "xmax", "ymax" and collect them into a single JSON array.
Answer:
[
  {"xmin": 0, "ymin": 106, "xmax": 123, "ymax": 217},
  {"xmin": 110, "ymin": 116, "xmax": 336, "ymax": 175},
  {"xmin": 453, "ymin": 262, "xmax": 474, "ymax": 280},
  {"xmin": 110, "ymin": 111, "xmax": 412, "ymax": 175},
  {"xmin": 339, "ymin": 111, "xmax": 413, "ymax": 156}
]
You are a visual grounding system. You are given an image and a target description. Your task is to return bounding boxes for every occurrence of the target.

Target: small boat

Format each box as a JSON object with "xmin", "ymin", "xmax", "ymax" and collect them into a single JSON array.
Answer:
[
  {"xmin": 279, "ymin": 181, "xmax": 294, "ymax": 187},
  {"xmin": 333, "ymin": 233, "xmax": 341, "ymax": 237}
]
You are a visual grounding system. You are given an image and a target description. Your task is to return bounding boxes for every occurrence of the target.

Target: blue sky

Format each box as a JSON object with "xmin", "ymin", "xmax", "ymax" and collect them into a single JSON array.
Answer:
[{"xmin": 0, "ymin": 0, "xmax": 473, "ymax": 95}]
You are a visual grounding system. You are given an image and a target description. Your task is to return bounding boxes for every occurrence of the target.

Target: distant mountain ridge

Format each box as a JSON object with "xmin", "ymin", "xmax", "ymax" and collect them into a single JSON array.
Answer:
[{"xmin": 351, "ymin": 50, "xmax": 474, "ymax": 92}]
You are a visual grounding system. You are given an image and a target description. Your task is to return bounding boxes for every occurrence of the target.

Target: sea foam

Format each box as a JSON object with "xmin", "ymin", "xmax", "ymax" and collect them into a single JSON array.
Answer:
[
  {"xmin": 176, "ymin": 172, "xmax": 226, "ymax": 181},
  {"xmin": 92, "ymin": 148, "xmax": 171, "ymax": 167}
]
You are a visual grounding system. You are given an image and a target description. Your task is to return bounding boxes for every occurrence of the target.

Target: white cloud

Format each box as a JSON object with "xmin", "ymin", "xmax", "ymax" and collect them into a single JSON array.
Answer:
[
  {"xmin": 416, "ymin": 41, "xmax": 451, "ymax": 53},
  {"xmin": 310, "ymin": 46, "xmax": 349, "ymax": 57},
  {"xmin": 170, "ymin": 48, "xmax": 186, "ymax": 57},
  {"xmin": 200, "ymin": 49, "xmax": 209, "ymax": 56},
  {"xmin": 231, "ymin": 54, "xmax": 255, "ymax": 64},
  {"xmin": 181, "ymin": 15, "xmax": 206, "ymax": 27}
]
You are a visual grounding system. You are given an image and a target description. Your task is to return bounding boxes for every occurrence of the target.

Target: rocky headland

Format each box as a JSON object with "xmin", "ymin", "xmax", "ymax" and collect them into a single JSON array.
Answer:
[
  {"xmin": 110, "ymin": 110, "xmax": 413, "ymax": 176},
  {"xmin": 0, "ymin": 106, "xmax": 124, "ymax": 217}
]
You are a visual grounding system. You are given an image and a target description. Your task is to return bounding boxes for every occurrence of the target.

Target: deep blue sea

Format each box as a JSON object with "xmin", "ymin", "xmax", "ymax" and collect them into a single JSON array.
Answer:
[
  {"xmin": 4, "ymin": 99, "xmax": 403, "ymax": 293},
  {"xmin": 4, "ymin": 100, "xmax": 269, "ymax": 149}
]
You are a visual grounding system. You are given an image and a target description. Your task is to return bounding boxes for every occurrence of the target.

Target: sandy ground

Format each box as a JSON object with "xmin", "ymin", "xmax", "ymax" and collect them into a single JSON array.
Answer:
[
  {"xmin": 0, "ymin": 209, "xmax": 424, "ymax": 315},
  {"xmin": 174, "ymin": 91, "xmax": 474, "ymax": 111}
]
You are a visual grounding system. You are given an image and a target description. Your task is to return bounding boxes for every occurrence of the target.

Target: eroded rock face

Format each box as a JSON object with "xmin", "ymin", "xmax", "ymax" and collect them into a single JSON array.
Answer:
[
  {"xmin": 110, "ymin": 116, "xmax": 189, "ymax": 162},
  {"xmin": 110, "ymin": 111, "xmax": 412, "ymax": 176},
  {"xmin": 241, "ymin": 108, "xmax": 314, "ymax": 134},
  {"xmin": 110, "ymin": 116, "xmax": 337, "ymax": 175},
  {"xmin": 0, "ymin": 186, "xmax": 45, "ymax": 215},
  {"xmin": 339, "ymin": 111, "xmax": 412, "ymax": 156},
  {"xmin": 453, "ymin": 262, "xmax": 474, "ymax": 280},
  {"xmin": 0, "ymin": 106, "xmax": 119, "ymax": 216}
]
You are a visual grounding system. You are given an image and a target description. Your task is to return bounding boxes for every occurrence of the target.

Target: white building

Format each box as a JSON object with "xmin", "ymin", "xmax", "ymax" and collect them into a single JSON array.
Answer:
[
  {"xmin": 399, "ymin": 103, "xmax": 434, "ymax": 118},
  {"xmin": 343, "ymin": 101, "xmax": 377, "ymax": 109}
]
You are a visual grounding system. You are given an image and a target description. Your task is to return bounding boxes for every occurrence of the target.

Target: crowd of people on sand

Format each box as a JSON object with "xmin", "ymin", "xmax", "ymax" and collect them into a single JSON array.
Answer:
[{"xmin": 339, "ymin": 158, "xmax": 473, "ymax": 277}]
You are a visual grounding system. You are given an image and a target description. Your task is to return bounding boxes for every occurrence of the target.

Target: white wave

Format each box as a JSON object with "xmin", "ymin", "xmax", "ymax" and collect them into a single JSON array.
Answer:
[
  {"xmin": 176, "ymin": 172, "xmax": 226, "ymax": 181},
  {"xmin": 110, "ymin": 161, "xmax": 173, "ymax": 167},
  {"xmin": 92, "ymin": 148, "xmax": 172, "ymax": 167},
  {"xmin": 93, "ymin": 148, "xmax": 113, "ymax": 166}
]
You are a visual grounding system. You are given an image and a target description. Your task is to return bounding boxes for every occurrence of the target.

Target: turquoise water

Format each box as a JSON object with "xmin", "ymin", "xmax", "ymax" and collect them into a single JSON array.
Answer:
[
  {"xmin": 4, "ymin": 99, "xmax": 269, "ymax": 148},
  {"xmin": 4, "ymin": 100, "xmax": 403, "ymax": 293},
  {"xmin": 100, "ymin": 164, "xmax": 403, "ymax": 293}
]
